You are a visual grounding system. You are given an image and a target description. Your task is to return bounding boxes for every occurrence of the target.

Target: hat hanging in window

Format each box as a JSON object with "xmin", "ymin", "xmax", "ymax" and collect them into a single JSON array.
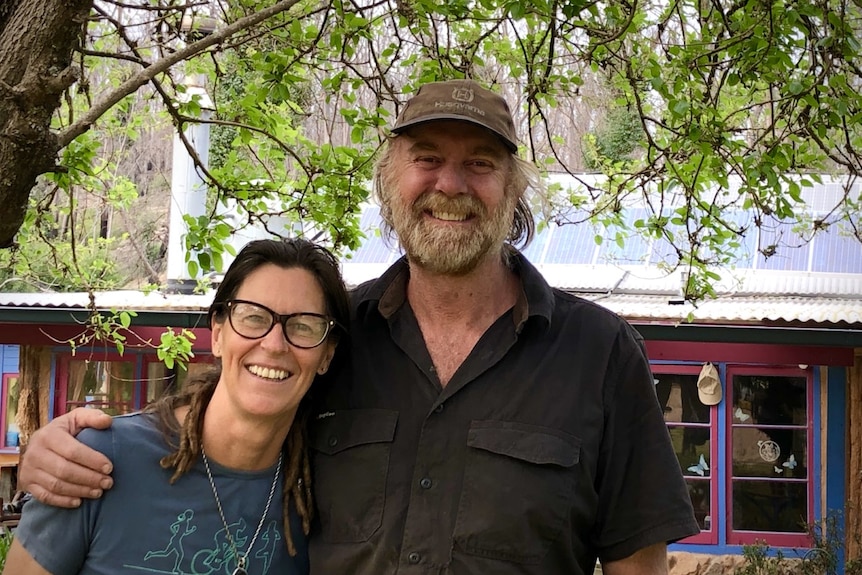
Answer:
[{"xmin": 697, "ymin": 362, "xmax": 722, "ymax": 406}]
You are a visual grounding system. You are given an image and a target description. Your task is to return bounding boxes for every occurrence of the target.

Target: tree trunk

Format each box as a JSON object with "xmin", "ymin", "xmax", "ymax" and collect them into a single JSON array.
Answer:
[{"xmin": 0, "ymin": 0, "xmax": 93, "ymax": 248}]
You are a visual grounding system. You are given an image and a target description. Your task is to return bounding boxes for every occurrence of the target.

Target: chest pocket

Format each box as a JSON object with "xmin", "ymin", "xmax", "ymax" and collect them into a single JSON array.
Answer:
[
  {"xmin": 453, "ymin": 420, "xmax": 580, "ymax": 564},
  {"xmin": 310, "ymin": 409, "xmax": 398, "ymax": 543}
]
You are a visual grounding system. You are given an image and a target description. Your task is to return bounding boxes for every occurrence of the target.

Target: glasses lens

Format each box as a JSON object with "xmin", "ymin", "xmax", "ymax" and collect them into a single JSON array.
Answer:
[
  {"xmin": 284, "ymin": 314, "xmax": 330, "ymax": 348},
  {"xmin": 230, "ymin": 302, "xmax": 275, "ymax": 338}
]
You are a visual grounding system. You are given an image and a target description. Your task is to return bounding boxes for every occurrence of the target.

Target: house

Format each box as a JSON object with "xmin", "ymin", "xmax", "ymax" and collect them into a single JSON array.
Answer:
[{"xmin": 1, "ymin": 183, "xmax": 861, "ymax": 570}]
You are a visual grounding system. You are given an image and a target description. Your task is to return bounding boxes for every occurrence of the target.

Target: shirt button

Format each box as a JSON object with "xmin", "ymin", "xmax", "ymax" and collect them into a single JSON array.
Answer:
[
  {"xmin": 327, "ymin": 436, "xmax": 338, "ymax": 447},
  {"xmin": 408, "ymin": 552, "xmax": 421, "ymax": 564},
  {"xmin": 419, "ymin": 477, "xmax": 432, "ymax": 489},
  {"xmin": 434, "ymin": 404, "xmax": 444, "ymax": 413}
]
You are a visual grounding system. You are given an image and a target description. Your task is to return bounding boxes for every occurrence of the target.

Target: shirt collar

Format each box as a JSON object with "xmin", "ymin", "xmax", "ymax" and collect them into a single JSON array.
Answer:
[{"xmin": 355, "ymin": 251, "xmax": 555, "ymax": 331}]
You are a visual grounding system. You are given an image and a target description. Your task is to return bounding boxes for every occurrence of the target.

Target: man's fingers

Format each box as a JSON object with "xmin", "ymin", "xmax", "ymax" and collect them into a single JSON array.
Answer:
[
  {"xmin": 25, "ymin": 483, "xmax": 83, "ymax": 509},
  {"xmin": 65, "ymin": 407, "xmax": 113, "ymax": 435},
  {"xmin": 46, "ymin": 428, "xmax": 113, "ymax": 476},
  {"xmin": 22, "ymin": 454, "xmax": 111, "ymax": 507}
]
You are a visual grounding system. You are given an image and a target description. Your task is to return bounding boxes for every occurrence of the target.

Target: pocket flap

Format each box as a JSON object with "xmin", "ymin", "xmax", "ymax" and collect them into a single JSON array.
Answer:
[
  {"xmin": 466, "ymin": 421, "xmax": 580, "ymax": 467},
  {"xmin": 311, "ymin": 409, "xmax": 398, "ymax": 455}
]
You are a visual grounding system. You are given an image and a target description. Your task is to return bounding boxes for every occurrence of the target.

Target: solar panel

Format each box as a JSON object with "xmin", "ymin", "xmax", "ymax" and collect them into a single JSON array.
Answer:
[
  {"xmin": 542, "ymin": 221, "xmax": 599, "ymax": 264},
  {"xmin": 347, "ymin": 197, "xmax": 862, "ymax": 275},
  {"xmin": 811, "ymin": 223, "xmax": 862, "ymax": 273},
  {"xmin": 597, "ymin": 208, "xmax": 652, "ymax": 265},
  {"xmin": 755, "ymin": 220, "xmax": 811, "ymax": 271},
  {"xmin": 520, "ymin": 222, "xmax": 552, "ymax": 261}
]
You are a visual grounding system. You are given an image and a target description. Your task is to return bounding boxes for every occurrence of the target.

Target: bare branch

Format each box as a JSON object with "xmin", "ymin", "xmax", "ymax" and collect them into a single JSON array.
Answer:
[{"xmin": 57, "ymin": 0, "xmax": 305, "ymax": 147}]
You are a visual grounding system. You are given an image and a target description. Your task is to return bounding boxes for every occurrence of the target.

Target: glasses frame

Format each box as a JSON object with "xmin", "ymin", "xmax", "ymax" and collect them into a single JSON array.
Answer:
[{"xmin": 224, "ymin": 299, "xmax": 337, "ymax": 349}]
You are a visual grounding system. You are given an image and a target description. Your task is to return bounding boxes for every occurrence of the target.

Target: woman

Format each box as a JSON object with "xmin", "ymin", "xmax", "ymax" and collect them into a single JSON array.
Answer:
[{"xmin": 5, "ymin": 238, "xmax": 349, "ymax": 575}]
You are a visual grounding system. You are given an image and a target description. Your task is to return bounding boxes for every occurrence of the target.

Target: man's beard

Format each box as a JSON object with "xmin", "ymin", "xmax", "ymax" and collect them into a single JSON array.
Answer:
[{"xmin": 390, "ymin": 190, "xmax": 517, "ymax": 275}]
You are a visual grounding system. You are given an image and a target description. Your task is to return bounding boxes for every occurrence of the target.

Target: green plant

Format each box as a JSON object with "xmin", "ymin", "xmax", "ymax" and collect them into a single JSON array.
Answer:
[
  {"xmin": 0, "ymin": 529, "xmax": 13, "ymax": 570},
  {"xmin": 737, "ymin": 541, "xmax": 795, "ymax": 575},
  {"xmin": 736, "ymin": 512, "xmax": 862, "ymax": 574}
]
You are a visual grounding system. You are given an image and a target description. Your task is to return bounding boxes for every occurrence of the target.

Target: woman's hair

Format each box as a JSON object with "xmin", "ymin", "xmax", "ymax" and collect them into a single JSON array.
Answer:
[{"xmin": 145, "ymin": 237, "xmax": 350, "ymax": 556}]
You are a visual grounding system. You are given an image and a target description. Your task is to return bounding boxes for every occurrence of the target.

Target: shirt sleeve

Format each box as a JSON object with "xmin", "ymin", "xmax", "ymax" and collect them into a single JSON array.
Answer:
[
  {"xmin": 15, "ymin": 427, "xmax": 115, "ymax": 575},
  {"xmin": 592, "ymin": 326, "xmax": 700, "ymax": 562}
]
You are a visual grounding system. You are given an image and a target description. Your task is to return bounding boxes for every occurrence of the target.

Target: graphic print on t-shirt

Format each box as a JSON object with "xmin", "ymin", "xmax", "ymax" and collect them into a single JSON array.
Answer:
[{"xmin": 126, "ymin": 509, "xmax": 281, "ymax": 574}]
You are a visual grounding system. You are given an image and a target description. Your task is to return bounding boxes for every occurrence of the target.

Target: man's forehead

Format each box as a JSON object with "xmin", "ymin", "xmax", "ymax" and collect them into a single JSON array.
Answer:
[{"xmin": 398, "ymin": 122, "xmax": 509, "ymax": 155}]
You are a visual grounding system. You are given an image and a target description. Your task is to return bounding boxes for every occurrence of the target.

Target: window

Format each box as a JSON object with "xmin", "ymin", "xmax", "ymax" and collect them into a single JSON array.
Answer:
[
  {"xmin": 654, "ymin": 365, "xmax": 716, "ymax": 544},
  {"xmin": 727, "ymin": 367, "xmax": 812, "ymax": 547},
  {"xmin": 657, "ymin": 362, "xmax": 815, "ymax": 549},
  {"xmin": 56, "ymin": 357, "xmax": 136, "ymax": 416},
  {"xmin": 144, "ymin": 356, "xmax": 216, "ymax": 405},
  {"xmin": 54, "ymin": 353, "xmax": 218, "ymax": 418},
  {"xmin": 1, "ymin": 374, "xmax": 19, "ymax": 449}
]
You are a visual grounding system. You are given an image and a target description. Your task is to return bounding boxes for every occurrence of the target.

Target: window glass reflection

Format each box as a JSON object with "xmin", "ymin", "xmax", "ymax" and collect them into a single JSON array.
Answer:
[
  {"xmin": 732, "ymin": 480, "xmax": 807, "ymax": 533},
  {"xmin": 65, "ymin": 360, "xmax": 135, "ymax": 415},
  {"xmin": 733, "ymin": 375, "xmax": 807, "ymax": 425},
  {"xmin": 657, "ymin": 373, "xmax": 710, "ymax": 424},
  {"xmin": 732, "ymin": 428, "xmax": 807, "ymax": 479},
  {"xmin": 687, "ymin": 480, "xmax": 712, "ymax": 531}
]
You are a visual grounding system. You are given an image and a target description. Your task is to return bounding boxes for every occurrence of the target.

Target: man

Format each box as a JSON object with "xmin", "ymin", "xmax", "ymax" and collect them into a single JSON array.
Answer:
[{"xmin": 19, "ymin": 79, "xmax": 698, "ymax": 574}]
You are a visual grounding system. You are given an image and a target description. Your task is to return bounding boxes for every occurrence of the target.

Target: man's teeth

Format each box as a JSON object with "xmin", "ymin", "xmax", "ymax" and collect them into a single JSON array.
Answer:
[
  {"xmin": 433, "ymin": 211, "xmax": 467, "ymax": 222},
  {"xmin": 248, "ymin": 365, "xmax": 288, "ymax": 380}
]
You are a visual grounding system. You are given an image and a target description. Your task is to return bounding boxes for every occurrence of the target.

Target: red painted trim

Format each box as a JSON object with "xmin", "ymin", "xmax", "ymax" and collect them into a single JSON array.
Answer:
[
  {"xmin": 652, "ymin": 364, "xmax": 719, "ymax": 545},
  {"xmin": 646, "ymin": 340, "xmax": 853, "ymax": 366},
  {"xmin": 3, "ymin": 324, "xmax": 854, "ymax": 366},
  {"xmin": 0, "ymin": 374, "xmax": 18, "ymax": 449},
  {"xmin": 0, "ymin": 324, "xmax": 212, "ymax": 352},
  {"xmin": 54, "ymin": 356, "xmax": 68, "ymax": 416}
]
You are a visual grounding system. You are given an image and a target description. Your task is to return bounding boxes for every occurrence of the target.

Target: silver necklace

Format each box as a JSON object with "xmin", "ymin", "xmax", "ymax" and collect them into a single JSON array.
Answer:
[{"xmin": 201, "ymin": 445, "xmax": 282, "ymax": 575}]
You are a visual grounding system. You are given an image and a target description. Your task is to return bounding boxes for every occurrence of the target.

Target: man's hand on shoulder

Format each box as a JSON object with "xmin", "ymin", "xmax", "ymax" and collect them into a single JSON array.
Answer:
[{"xmin": 19, "ymin": 408, "xmax": 115, "ymax": 509}]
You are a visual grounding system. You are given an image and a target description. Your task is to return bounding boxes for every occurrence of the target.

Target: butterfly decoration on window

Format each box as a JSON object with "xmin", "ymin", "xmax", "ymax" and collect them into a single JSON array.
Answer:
[
  {"xmin": 734, "ymin": 407, "xmax": 751, "ymax": 422},
  {"xmin": 687, "ymin": 453, "xmax": 710, "ymax": 476},
  {"xmin": 774, "ymin": 454, "xmax": 797, "ymax": 474}
]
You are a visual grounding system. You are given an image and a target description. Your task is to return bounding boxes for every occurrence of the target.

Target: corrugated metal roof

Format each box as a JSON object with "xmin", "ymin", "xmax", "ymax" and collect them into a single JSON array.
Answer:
[
  {"xmin": 0, "ymin": 290, "xmax": 212, "ymax": 312},
  {"xmin": 580, "ymin": 293, "xmax": 862, "ymax": 325},
  {"xmin": 3, "ymin": 266, "xmax": 861, "ymax": 326},
  {"xmin": 532, "ymin": 265, "xmax": 862, "ymax": 298}
]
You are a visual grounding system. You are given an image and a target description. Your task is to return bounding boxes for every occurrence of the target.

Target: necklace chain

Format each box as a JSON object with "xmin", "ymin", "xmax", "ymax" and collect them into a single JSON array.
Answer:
[{"xmin": 201, "ymin": 445, "xmax": 282, "ymax": 575}]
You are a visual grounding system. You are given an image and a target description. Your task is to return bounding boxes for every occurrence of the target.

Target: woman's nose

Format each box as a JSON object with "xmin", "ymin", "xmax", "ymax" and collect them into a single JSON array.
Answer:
[{"xmin": 260, "ymin": 322, "xmax": 291, "ymax": 351}]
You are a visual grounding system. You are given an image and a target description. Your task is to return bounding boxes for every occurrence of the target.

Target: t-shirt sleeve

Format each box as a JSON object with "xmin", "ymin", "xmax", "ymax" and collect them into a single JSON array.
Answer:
[
  {"xmin": 592, "ymin": 327, "xmax": 700, "ymax": 562},
  {"xmin": 15, "ymin": 426, "xmax": 115, "ymax": 575}
]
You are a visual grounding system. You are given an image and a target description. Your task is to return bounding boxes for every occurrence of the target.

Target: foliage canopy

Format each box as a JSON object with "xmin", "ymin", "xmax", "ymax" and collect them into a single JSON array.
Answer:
[{"xmin": 1, "ymin": 0, "xmax": 861, "ymax": 303}]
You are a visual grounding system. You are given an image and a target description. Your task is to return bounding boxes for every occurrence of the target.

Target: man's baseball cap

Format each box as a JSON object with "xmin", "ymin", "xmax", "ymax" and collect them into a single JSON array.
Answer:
[{"xmin": 391, "ymin": 79, "xmax": 518, "ymax": 152}]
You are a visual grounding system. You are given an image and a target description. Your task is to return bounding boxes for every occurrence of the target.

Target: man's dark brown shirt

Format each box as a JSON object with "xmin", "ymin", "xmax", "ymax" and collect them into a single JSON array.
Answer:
[{"xmin": 309, "ymin": 253, "xmax": 698, "ymax": 574}]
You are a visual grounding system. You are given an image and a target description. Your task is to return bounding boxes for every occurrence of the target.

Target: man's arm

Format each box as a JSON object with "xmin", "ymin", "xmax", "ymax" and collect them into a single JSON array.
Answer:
[
  {"xmin": 3, "ymin": 538, "xmax": 53, "ymax": 575},
  {"xmin": 602, "ymin": 542, "xmax": 668, "ymax": 575},
  {"xmin": 18, "ymin": 408, "xmax": 114, "ymax": 508}
]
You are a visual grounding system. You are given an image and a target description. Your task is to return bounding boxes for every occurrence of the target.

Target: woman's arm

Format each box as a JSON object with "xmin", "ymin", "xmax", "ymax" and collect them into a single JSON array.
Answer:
[{"xmin": 3, "ymin": 538, "xmax": 53, "ymax": 575}]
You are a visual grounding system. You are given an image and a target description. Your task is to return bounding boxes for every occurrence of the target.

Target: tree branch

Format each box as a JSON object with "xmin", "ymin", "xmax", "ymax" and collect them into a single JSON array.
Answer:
[{"xmin": 57, "ymin": 0, "xmax": 304, "ymax": 148}]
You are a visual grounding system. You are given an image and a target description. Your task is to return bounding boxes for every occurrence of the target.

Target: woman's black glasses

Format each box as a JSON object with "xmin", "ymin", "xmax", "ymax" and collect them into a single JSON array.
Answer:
[{"xmin": 225, "ymin": 299, "xmax": 336, "ymax": 349}]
